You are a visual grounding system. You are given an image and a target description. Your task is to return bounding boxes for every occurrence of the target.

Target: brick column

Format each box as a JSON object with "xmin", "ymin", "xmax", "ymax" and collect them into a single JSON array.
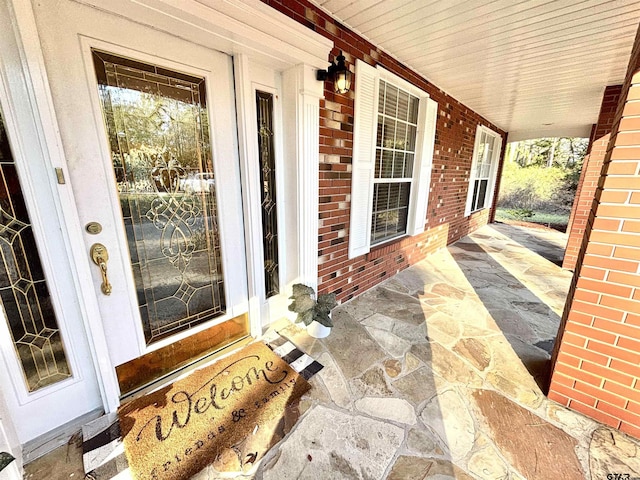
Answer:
[
  {"xmin": 564, "ymin": 123, "xmax": 596, "ymax": 251},
  {"xmin": 549, "ymin": 26, "xmax": 640, "ymax": 439},
  {"xmin": 563, "ymin": 85, "xmax": 623, "ymax": 271}
]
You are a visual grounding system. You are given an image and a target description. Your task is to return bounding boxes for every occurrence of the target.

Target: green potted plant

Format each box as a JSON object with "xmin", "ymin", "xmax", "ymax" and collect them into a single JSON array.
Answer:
[{"xmin": 288, "ymin": 283, "xmax": 337, "ymax": 338}]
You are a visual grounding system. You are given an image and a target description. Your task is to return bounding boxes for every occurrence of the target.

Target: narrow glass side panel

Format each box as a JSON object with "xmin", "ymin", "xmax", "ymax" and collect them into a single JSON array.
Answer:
[
  {"xmin": 0, "ymin": 109, "xmax": 71, "ymax": 391},
  {"xmin": 255, "ymin": 91, "xmax": 279, "ymax": 298},
  {"xmin": 92, "ymin": 50, "xmax": 226, "ymax": 345}
]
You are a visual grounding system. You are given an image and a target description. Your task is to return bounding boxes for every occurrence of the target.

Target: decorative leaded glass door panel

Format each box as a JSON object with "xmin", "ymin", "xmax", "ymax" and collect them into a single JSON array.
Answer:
[
  {"xmin": 31, "ymin": 1, "xmax": 250, "ymax": 391},
  {"xmin": 92, "ymin": 51, "xmax": 228, "ymax": 345}
]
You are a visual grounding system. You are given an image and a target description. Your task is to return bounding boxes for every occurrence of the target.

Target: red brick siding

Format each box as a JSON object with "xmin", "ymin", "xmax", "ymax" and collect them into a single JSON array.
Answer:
[
  {"xmin": 564, "ymin": 85, "xmax": 623, "ymax": 271},
  {"xmin": 565, "ymin": 123, "xmax": 596, "ymax": 246},
  {"xmin": 262, "ymin": 0, "xmax": 507, "ymax": 302},
  {"xmin": 549, "ymin": 25, "xmax": 640, "ymax": 439}
]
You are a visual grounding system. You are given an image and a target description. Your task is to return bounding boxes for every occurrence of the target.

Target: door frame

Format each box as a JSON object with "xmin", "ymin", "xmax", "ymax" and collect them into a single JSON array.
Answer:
[
  {"xmin": 234, "ymin": 58, "xmax": 295, "ymax": 326},
  {"xmin": 7, "ymin": 0, "xmax": 330, "ymax": 416}
]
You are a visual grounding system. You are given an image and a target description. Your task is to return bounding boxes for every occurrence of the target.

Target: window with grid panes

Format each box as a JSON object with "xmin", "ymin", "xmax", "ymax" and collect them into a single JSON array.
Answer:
[
  {"xmin": 371, "ymin": 80, "xmax": 420, "ymax": 244},
  {"xmin": 349, "ymin": 60, "xmax": 438, "ymax": 259},
  {"xmin": 465, "ymin": 126, "xmax": 502, "ymax": 215}
]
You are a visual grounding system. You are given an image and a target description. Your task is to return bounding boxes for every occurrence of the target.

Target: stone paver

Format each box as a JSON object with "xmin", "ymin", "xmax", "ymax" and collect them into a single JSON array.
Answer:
[
  {"xmin": 472, "ymin": 389, "xmax": 584, "ymax": 479},
  {"xmin": 26, "ymin": 223, "xmax": 640, "ymax": 480},
  {"xmin": 23, "ymin": 434, "xmax": 84, "ymax": 480},
  {"xmin": 406, "ymin": 427, "xmax": 445, "ymax": 456},
  {"xmin": 365, "ymin": 326, "xmax": 412, "ymax": 358},
  {"xmin": 391, "ymin": 366, "xmax": 438, "ymax": 405},
  {"xmin": 349, "ymin": 366, "xmax": 393, "ymax": 397},
  {"xmin": 387, "ymin": 456, "xmax": 474, "ymax": 480},
  {"xmin": 420, "ymin": 389, "xmax": 476, "ymax": 461},
  {"xmin": 316, "ymin": 352, "xmax": 351, "ymax": 408},
  {"xmin": 321, "ymin": 310, "xmax": 387, "ymax": 379},
  {"xmin": 355, "ymin": 397, "xmax": 417, "ymax": 425},
  {"xmin": 467, "ymin": 435, "xmax": 510, "ymax": 480},
  {"xmin": 262, "ymin": 405, "xmax": 403, "ymax": 480}
]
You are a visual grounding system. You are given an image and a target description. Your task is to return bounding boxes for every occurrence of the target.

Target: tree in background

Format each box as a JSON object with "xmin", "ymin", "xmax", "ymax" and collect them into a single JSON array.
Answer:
[
  {"xmin": 497, "ymin": 137, "xmax": 589, "ymax": 228},
  {"xmin": 509, "ymin": 137, "xmax": 587, "ymax": 169}
]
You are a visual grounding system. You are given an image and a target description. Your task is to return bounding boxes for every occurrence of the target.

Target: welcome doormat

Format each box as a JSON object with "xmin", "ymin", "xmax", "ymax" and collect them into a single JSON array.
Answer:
[
  {"xmin": 82, "ymin": 334, "xmax": 323, "ymax": 478},
  {"xmin": 117, "ymin": 341, "xmax": 309, "ymax": 480}
]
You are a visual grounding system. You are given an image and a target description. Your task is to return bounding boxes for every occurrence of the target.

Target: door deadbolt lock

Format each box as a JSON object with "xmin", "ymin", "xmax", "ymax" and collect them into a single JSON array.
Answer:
[
  {"xmin": 90, "ymin": 243, "xmax": 112, "ymax": 295},
  {"xmin": 85, "ymin": 222, "xmax": 102, "ymax": 235}
]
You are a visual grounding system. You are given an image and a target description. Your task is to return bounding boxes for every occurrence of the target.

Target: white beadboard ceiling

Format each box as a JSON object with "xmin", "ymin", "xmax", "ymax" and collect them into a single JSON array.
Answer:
[{"xmin": 310, "ymin": 0, "xmax": 640, "ymax": 141}]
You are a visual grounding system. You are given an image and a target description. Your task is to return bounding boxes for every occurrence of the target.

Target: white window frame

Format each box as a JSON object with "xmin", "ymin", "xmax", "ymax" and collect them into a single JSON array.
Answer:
[
  {"xmin": 465, "ymin": 125, "xmax": 503, "ymax": 217},
  {"xmin": 349, "ymin": 60, "xmax": 437, "ymax": 259}
]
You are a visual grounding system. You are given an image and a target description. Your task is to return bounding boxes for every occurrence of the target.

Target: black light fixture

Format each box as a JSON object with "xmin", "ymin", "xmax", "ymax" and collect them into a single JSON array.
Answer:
[{"xmin": 317, "ymin": 52, "xmax": 352, "ymax": 94}]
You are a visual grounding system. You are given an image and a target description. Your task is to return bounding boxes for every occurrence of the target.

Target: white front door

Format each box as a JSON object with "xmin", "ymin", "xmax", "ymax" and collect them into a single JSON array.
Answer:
[{"xmin": 31, "ymin": 1, "xmax": 249, "ymax": 397}]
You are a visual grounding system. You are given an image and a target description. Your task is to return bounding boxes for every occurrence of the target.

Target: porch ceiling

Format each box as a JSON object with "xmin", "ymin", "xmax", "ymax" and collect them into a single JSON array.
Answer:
[{"xmin": 310, "ymin": 0, "xmax": 640, "ymax": 141}]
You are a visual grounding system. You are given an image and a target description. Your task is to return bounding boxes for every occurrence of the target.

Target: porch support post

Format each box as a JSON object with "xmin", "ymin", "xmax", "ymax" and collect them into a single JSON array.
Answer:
[
  {"xmin": 563, "ymin": 85, "xmax": 624, "ymax": 271},
  {"xmin": 549, "ymin": 23, "xmax": 640, "ymax": 439},
  {"xmin": 283, "ymin": 64, "xmax": 323, "ymax": 292}
]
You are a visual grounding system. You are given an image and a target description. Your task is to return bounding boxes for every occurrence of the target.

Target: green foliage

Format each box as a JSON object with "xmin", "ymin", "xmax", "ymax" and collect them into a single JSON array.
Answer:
[
  {"xmin": 314, "ymin": 293, "xmax": 337, "ymax": 327},
  {"xmin": 0, "ymin": 452, "xmax": 15, "ymax": 472},
  {"xmin": 288, "ymin": 284, "xmax": 337, "ymax": 327},
  {"xmin": 505, "ymin": 208, "xmax": 533, "ymax": 220},
  {"xmin": 291, "ymin": 283, "xmax": 315, "ymax": 298},
  {"xmin": 498, "ymin": 137, "xmax": 588, "ymax": 215},
  {"xmin": 498, "ymin": 161, "xmax": 568, "ymax": 212}
]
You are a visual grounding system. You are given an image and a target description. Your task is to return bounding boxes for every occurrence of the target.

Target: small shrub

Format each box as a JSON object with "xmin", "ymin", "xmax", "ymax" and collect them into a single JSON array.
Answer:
[
  {"xmin": 498, "ymin": 161, "xmax": 570, "ymax": 213},
  {"xmin": 505, "ymin": 208, "xmax": 533, "ymax": 220}
]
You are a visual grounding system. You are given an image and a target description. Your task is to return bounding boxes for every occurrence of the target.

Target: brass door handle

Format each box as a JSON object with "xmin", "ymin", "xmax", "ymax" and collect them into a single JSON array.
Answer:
[{"xmin": 90, "ymin": 243, "xmax": 112, "ymax": 295}]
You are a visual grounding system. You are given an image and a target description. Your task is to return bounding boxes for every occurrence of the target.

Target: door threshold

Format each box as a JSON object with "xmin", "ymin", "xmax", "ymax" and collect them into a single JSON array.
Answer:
[
  {"xmin": 119, "ymin": 335, "xmax": 253, "ymax": 404},
  {"xmin": 116, "ymin": 314, "xmax": 251, "ymax": 396}
]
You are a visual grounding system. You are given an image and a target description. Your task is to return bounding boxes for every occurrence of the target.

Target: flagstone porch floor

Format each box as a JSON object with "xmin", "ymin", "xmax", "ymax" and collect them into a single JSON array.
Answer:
[{"xmin": 25, "ymin": 223, "xmax": 640, "ymax": 479}]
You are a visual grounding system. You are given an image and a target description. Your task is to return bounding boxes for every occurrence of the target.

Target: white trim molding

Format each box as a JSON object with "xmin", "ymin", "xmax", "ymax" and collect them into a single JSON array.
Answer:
[
  {"xmin": 282, "ymin": 64, "xmax": 323, "ymax": 292},
  {"xmin": 233, "ymin": 53, "xmax": 264, "ymax": 338},
  {"xmin": 75, "ymin": 0, "xmax": 332, "ymax": 69}
]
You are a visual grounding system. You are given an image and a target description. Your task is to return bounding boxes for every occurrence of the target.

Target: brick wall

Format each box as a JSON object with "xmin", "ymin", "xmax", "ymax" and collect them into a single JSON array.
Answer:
[
  {"xmin": 549, "ymin": 26, "xmax": 640, "ymax": 439},
  {"xmin": 565, "ymin": 123, "xmax": 596, "ymax": 242},
  {"xmin": 564, "ymin": 85, "xmax": 624, "ymax": 271},
  {"xmin": 262, "ymin": 0, "xmax": 507, "ymax": 302}
]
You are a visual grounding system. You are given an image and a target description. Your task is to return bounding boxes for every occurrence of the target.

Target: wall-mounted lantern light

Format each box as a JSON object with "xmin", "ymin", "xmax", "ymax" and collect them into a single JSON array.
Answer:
[{"xmin": 317, "ymin": 52, "xmax": 352, "ymax": 94}]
